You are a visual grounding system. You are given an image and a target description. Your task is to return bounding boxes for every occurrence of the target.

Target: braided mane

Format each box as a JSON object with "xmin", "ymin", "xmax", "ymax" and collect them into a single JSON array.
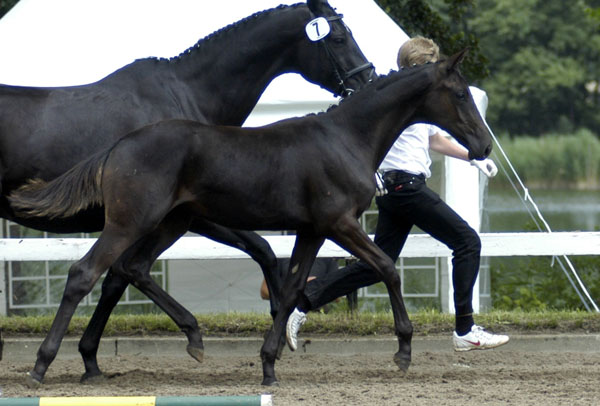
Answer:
[
  {"xmin": 140, "ymin": 3, "xmax": 304, "ymax": 63},
  {"xmin": 322, "ymin": 70, "xmax": 398, "ymax": 114}
]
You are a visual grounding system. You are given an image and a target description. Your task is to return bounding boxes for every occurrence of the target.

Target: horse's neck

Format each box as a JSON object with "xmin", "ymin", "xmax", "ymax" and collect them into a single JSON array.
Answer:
[
  {"xmin": 334, "ymin": 68, "xmax": 435, "ymax": 171},
  {"xmin": 169, "ymin": 6, "xmax": 309, "ymax": 126}
]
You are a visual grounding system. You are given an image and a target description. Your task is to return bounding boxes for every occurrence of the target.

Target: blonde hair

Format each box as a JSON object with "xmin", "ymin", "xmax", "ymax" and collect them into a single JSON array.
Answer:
[{"xmin": 397, "ymin": 36, "xmax": 440, "ymax": 68}]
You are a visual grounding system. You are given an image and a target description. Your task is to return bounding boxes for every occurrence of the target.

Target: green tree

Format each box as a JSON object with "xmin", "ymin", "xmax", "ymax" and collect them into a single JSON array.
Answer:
[
  {"xmin": 586, "ymin": 5, "xmax": 600, "ymax": 23},
  {"xmin": 375, "ymin": 0, "xmax": 489, "ymax": 82},
  {"xmin": 0, "ymin": 0, "xmax": 18, "ymax": 19},
  {"xmin": 378, "ymin": 0, "xmax": 600, "ymax": 136},
  {"xmin": 469, "ymin": 0, "xmax": 600, "ymax": 136}
]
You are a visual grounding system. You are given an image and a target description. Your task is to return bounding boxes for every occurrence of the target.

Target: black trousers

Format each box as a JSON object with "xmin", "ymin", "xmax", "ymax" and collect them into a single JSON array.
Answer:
[{"xmin": 304, "ymin": 170, "xmax": 481, "ymax": 317}]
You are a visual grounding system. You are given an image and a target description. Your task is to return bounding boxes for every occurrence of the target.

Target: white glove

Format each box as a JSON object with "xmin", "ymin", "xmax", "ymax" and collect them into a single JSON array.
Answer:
[
  {"xmin": 470, "ymin": 158, "xmax": 498, "ymax": 178},
  {"xmin": 375, "ymin": 172, "xmax": 387, "ymax": 196}
]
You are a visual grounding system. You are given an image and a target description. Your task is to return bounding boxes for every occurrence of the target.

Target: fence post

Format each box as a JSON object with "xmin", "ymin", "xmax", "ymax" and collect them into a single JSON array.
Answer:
[{"xmin": 443, "ymin": 154, "xmax": 481, "ymax": 314}]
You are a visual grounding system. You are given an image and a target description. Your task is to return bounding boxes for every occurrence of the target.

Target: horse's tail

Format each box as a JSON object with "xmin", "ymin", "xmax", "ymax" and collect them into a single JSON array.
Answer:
[{"xmin": 8, "ymin": 149, "xmax": 110, "ymax": 219}]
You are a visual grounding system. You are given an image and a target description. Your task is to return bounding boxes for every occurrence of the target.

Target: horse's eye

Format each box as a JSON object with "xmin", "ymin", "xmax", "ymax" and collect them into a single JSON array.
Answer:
[
  {"xmin": 456, "ymin": 91, "xmax": 466, "ymax": 100},
  {"xmin": 331, "ymin": 37, "xmax": 345, "ymax": 45}
]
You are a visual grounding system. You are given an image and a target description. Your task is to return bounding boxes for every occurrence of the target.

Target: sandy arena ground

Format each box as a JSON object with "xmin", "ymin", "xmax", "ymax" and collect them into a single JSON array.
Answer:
[{"xmin": 1, "ymin": 345, "xmax": 599, "ymax": 405}]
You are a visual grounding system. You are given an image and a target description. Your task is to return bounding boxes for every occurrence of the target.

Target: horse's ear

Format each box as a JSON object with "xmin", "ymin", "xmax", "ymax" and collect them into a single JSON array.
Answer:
[
  {"xmin": 307, "ymin": 0, "xmax": 327, "ymax": 15},
  {"xmin": 446, "ymin": 48, "xmax": 469, "ymax": 72}
]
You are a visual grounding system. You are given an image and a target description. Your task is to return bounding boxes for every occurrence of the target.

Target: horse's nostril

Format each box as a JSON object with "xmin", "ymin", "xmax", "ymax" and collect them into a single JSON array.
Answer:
[{"xmin": 484, "ymin": 144, "xmax": 492, "ymax": 157}]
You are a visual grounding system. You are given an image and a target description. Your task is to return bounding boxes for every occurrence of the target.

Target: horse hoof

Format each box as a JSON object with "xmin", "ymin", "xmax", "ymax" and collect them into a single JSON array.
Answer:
[
  {"xmin": 25, "ymin": 372, "xmax": 42, "ymax": 388},
  {"xmin": 393, "ymin": 353, "xmax": 411, "ymax": 373},
  {"xmin": 80, "ymin": 372, "xmax": 106, "ymax": 384},
  {"xmin": 261, "ymin": 377, "xmax": 280, "ymax": 386},
  {"xmin": 186, "ymin": 344, "xmax": 204, "ymax": 363}
]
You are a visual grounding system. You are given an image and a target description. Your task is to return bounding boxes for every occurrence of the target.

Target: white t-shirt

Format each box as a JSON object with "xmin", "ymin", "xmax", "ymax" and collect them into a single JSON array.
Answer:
[{"xmin": 379, "ymin": 123, "xmax": 439, "ymax": 178}]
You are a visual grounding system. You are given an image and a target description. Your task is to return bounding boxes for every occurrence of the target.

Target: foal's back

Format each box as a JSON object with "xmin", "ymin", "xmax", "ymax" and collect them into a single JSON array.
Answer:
[{"xmin": 100, "ymin": 107, "xmax": 368, "ymax": 231}]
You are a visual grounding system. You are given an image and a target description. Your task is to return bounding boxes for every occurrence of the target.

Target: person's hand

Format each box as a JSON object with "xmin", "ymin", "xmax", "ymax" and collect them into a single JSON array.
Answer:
[
  {"xmin": 375, "ymin": 172, "xmax": 387, "ymax": 196},
  {"xmin": 470, "ymin": 158, "xmax": 498, "ymax": 178}
]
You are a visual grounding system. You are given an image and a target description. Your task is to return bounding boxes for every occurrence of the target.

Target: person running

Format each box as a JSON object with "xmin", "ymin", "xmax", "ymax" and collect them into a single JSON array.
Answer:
[{"xmin": 286, "ymin": 36, "xmax": 509, "ymax": 353}]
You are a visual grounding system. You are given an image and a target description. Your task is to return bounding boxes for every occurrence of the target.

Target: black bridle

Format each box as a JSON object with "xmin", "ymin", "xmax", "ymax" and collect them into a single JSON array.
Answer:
[{"xmin": 318, "ymin": 14, "xmax": 375, "ymax": 98}]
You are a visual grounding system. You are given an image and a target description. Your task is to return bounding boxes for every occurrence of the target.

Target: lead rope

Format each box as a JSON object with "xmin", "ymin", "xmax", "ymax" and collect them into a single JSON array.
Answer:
[{"xmin": 484, "ymin": 121, "xmax": 599, "ymax": 312}]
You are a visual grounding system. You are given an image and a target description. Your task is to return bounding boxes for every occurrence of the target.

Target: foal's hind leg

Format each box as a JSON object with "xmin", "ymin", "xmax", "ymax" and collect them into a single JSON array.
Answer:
[
  {"xmin": 329, "ymin": 215, "xmax": 413, "ymax": 372},
  {"xmin": 78, "ymin": 211, "xmax": 201, "ymax": 383},
  {"xmin": 78, "ymin": 270, "xmax": 128, "ymax": 383},
  {"xmin": 27, "ymin": 229, "xmax": 142, "ymax": 387}
]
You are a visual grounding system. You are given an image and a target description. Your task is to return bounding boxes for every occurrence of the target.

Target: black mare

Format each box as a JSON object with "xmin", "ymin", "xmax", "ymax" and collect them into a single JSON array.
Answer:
[
  {"xmin": 0, "ymin": 0, "xmax": 373, "ymax": 384},
  {"xmin": 11, "ymin": 49, "xmax": 492, "ymax": 386}
]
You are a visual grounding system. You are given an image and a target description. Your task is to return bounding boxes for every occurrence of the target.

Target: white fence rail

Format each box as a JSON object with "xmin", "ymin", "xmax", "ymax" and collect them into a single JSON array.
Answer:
[
  {"xmin": 2, "ymin": 232, "xmax": 598, "ymax": 315},
  {"xmin": 0, "ymin": 232, "xmax": 598, "ymax": 261}
]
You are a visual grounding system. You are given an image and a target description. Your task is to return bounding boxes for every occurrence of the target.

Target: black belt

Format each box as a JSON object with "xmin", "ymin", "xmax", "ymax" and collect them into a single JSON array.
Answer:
[{"xmin": 382, "ymin": 170, "xmax": 425, "ymax": 185}]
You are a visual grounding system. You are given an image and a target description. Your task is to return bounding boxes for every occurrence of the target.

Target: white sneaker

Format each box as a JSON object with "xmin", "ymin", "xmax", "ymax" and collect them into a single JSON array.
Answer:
[
  {"xmin": 286, "ymin": 308, "xmax": 307, "ymax": 351},
  {"xmin": 453, "ymin": 324, "xmax": 509, "ymax": 352}
]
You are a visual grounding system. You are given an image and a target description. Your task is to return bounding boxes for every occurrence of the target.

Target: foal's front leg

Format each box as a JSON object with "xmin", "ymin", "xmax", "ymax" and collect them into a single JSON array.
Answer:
[
  {"xmin": 260, "ymin": 233, "xmax": 324, "ymax": 386},
  {"xmin": 329, "ymin": 215, "xmax": 413, "ymax": 372}
]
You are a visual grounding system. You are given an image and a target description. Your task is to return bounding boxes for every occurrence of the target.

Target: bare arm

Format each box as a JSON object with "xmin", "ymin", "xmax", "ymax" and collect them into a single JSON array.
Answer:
[
  {"xmin": 429, "ymin": 132, "xmax": 469, "ymax": 161},
  {"xmin": 430, "ymin": 132, "xmax": 498, "ymax": 177}
]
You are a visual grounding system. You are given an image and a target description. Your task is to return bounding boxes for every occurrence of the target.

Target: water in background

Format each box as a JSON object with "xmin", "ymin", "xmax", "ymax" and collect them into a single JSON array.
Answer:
[
  {"xmin": 483, "ymin": 188, "xmax": 600, "ymax": 232},
  {"xmin": 481, "ymin": 186, "xmax": 600, "ymax": 311}
]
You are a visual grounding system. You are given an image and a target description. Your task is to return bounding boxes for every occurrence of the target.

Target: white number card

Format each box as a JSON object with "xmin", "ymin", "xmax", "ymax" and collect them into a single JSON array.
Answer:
[{"xmin": 305, "ymin": 17, "xmax": 331, "ymax": 41}]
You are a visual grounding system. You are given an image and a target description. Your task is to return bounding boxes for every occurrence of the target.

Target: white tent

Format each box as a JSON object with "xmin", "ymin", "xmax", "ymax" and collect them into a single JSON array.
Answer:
[
  {"xmin": 0, "ymin": 0, "xmax": 409, "ymax": 126},
  {"xmin": 0, "ymin": 1, "xmax": 488, "ymax": 313},
  {"xmin": 0, "ymin": 0, "xmax": 413, "ymax": 314}
]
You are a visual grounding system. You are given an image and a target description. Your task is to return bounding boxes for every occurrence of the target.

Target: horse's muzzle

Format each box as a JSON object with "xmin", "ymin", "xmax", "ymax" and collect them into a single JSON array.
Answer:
[{"xmin": 468, "ymin": 143, "xmax": 492, "ymax": 161}]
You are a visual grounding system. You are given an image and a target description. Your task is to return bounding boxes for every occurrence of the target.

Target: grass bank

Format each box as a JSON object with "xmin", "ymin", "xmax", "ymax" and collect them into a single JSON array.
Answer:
[
  {"xmin": 2, "ymin": 310, "xmax": 599, "ymax": 337},
  {"xmin": 493, "ymin": 129, "xmax": 600, "ymax": 189}
]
